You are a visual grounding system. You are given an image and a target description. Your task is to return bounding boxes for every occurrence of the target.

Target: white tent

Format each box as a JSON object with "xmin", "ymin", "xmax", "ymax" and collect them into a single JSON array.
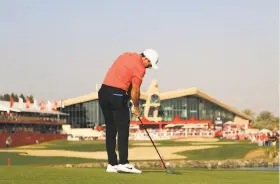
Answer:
[
  {"xmin": 0, "ymin": 101, "xmax": 20, "ymax": 112},
  {"xmin": 9, "ymin": 107, "xmax": 21, "ymax": 112},
  {"xmin": 0, "ymin": 104, "xmax": 8, "ymax": 112}
]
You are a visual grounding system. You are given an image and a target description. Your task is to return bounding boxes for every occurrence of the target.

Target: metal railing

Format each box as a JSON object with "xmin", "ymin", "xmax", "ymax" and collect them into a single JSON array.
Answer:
[{"xmin": 0, "ymin": 115, "xmax": 67, "ymax": 124}]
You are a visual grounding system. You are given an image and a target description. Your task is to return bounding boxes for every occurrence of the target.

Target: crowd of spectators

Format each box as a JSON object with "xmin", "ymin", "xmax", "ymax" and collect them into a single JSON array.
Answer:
[
  {"xmin": 0, "ymin": 111, "xmax": 66, "ymax": 123},
  {"xmin": 0, "ymin": 111, "xmax": 65, "ymax": 134}
]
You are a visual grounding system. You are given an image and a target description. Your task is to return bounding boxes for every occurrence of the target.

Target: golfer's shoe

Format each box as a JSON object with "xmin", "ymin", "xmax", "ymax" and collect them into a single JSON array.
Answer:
[
  {"xmin": 106, "ymin": 164, "xmax": 118, "ymax": 173},
  {"xmin": 117, "ymin": 163, "xmax": 142, "ymax": 174}
]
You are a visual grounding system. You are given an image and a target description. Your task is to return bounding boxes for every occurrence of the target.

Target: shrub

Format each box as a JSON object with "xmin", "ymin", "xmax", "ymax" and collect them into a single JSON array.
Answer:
[{"xmin": 264, "ymin": 146, "xmax": 278, "ymax": 159}]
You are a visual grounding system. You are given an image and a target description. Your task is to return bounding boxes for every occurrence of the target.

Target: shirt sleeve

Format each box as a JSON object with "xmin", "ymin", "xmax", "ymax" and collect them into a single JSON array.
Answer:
[
  {"xmin": 132, "ymin": 69, "xmax": 145, "ymax": 87},
  {"xmin": 130, "ymin": 54, "xmax": 146, "ymax": 87}
]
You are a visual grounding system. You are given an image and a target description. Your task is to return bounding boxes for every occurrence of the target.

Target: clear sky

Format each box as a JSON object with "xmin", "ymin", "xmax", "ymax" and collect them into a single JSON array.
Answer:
[{"xmin": 0, "ymin": 0, "xmax": 278, "ymax": 115}]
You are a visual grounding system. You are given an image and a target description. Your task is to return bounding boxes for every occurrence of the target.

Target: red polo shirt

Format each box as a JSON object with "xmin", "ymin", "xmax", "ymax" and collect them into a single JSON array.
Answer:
[{"xmin": 103, "ymin": 52, "xmax": 146, "ymax": 91}]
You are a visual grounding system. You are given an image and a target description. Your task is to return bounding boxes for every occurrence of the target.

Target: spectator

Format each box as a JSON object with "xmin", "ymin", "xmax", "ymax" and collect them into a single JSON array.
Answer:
[{"xmin": 270, "ymin": 133, "xmax": 278, "ymax": 148}]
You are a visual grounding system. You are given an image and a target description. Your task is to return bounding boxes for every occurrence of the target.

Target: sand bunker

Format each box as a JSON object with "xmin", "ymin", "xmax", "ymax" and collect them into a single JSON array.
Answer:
[
  {"xmin": 175, "ymin": 137, "xmax": 219, "ymax": 142},
  {"xmin": 0, "ymin": 145, "xmax": 219, "ymax": 160},
  {"xmin": 190, "ymin": 142, "xmax": 238, "ymax": 145},
  {"xmin": 243, "ymin": 148, "xmax": 265, "ymax": 160}
]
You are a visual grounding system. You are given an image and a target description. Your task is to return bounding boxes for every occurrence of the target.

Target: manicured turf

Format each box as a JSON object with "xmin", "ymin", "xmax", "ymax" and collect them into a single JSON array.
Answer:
[
  {"xmin": 178, "ymin": 143, "xmax": 258, "ymax": 160},
  {"xmin": 0, "ymin": 166, "xmax": 277, "ymax": 184},
  {"xmin": 0, "ymin": 152, "xmax": 100, "ymax": 166}
]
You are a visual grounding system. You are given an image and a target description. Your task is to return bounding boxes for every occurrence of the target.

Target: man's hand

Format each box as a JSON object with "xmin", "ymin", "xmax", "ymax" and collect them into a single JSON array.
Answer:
[{"xmin": 132, "ymin": 106, "xmax": 140, "ymax": 118}]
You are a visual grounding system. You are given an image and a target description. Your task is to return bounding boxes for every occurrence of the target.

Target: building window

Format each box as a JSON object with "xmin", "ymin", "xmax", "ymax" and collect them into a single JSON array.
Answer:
[
  {"xmin": 160, "ymin": 96, "xmax": 188, "ymax": 121},
  {"xmin": 189, "ymin": 97, "xmax": 198, "ymax": 119}
]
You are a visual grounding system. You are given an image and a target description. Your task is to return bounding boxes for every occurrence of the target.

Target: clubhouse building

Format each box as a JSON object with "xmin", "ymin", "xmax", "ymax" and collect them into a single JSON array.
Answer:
[{"xmin": 58, "ymin": 80, "xmax": 251, "ymax": 130}]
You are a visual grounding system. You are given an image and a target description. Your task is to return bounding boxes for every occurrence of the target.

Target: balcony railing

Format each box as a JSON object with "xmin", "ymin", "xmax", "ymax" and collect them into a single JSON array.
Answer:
[{"xmin": 0, "ymin": 115, "xmax": 67, "ymax": 124}]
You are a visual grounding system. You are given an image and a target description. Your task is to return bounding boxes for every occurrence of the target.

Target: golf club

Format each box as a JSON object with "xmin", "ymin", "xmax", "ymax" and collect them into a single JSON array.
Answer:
[{"xmin": 137, "ymin": 116, "xmax": 175, "ymax": 174}]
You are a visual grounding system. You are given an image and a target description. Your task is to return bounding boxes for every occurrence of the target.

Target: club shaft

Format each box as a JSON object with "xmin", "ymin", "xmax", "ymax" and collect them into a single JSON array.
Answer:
[{"xmin": 137, "ymin": 117, "xmax": 168, "ymax": 170}]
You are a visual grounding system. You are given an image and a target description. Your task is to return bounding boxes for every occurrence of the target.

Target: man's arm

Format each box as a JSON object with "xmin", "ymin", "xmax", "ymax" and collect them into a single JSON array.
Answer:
[
  {"xmin": 130, "ymin": 66, "xmax": 145, "ymax": 107},
  {"xmin": 130, "ymin": 83, "xmax": 140, "ymax": 108}
]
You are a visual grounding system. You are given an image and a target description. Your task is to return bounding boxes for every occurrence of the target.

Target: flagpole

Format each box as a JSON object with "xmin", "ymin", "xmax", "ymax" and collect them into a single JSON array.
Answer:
[
  {"xmin": 59, "ymin": 99, "xmax": 63, "ymax": 121},
  {"xmin": 96, "ymin": 84, "xmax": 99, "ymax": 128}
]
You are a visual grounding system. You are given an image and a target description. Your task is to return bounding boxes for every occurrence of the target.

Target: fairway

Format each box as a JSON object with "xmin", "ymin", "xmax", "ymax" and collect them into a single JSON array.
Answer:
[{"xmin": 0, "ymin": 166, "xmax": 278, "ymax": 184}]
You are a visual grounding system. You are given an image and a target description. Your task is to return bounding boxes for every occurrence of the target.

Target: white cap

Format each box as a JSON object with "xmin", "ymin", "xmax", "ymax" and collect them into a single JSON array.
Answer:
[{"xmin": 143, "ymin": 49, "xmax": 159, "ymax": 70}]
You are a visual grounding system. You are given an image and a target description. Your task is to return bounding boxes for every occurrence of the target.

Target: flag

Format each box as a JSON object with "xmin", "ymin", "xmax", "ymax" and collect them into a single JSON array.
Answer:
[
  {"xmin": 10, "ymin": 97, "xmax": 14, "ymax": 108},
  {"xmin": 40, "ymin": 101, "xmax": 46, "ymax": 110},
  {"xmin": 47, "ymin": 101, "xmax": 52, "ymax": 111},
  {"xmin": 26, "ymin": 98, "xmax": 31, "ymax": 108},
  {"xmin": 18, "ymin": 97, "xmax": 24, "ymax": 109},
  {"xmin": 19, "ymin": 97, "xmax": 23, "ymax": 104},
  {"xmin": 52, "ymin": 101, "xmax": 58, "ymax": 111},
  {"xmin": 33, "ymin": 98, "xmax": 39, "ymax": 110},
  {"xmin": 60, "ymin": 100, "xmax": 65, "ymax": 108}
]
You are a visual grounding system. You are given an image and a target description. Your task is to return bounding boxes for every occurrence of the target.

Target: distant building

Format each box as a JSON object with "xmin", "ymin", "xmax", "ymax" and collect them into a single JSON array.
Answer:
[{"xmin": 58, "ymin": 80, "xmax": 251, "ymax": 128}]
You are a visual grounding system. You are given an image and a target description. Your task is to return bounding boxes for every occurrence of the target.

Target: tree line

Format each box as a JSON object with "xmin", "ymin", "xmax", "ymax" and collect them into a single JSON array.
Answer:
[
  {"xmin": 242, "ymin": 109, "xmax": 279, "ymax": 130},
  {"xmin": 0, "ymin": 93, "xmax": 34, "ymax": 103}
]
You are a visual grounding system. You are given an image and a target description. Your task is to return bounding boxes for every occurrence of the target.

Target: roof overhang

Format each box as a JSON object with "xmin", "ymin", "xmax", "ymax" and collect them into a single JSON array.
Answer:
[
  {"xmin": 160, "ymin": 88, "xmax": 252, "ymax": 121},
  {"xmin": 57, "ymin": 83, "xmax": 251, "ymax": 121},
  {"xmin": 57, "ymin": 92, "xmax": 149, "ymax": 107}
]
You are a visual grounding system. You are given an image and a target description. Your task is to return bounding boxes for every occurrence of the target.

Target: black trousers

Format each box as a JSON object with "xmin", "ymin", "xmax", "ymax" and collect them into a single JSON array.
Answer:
[{"xmin": 98, "ymin": 84, "xmax": 130, "ymax": 165}]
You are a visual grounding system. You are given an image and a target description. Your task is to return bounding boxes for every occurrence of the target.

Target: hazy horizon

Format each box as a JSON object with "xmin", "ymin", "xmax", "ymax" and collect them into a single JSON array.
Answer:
[{"xmin": 0, "ymin": 0, "xmax": 278, "ymax": 116}]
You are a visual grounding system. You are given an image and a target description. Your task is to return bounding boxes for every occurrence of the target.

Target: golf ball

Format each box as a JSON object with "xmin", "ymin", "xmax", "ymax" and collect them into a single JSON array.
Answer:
[{"xmin": 166, "ymin": 162, "xmax": 170, "ymax": 167}]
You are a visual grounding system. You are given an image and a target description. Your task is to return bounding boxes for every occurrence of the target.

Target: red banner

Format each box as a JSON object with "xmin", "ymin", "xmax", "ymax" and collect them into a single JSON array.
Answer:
[{"xmin": 10, "ymin": 97, "xmax": 14, "ymax": 108}]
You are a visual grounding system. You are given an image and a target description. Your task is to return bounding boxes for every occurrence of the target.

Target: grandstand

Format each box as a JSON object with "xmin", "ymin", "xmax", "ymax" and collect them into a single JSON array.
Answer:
[{"xmin": 0, "ymin": 97, "xmax": 68, "ymax": 148}]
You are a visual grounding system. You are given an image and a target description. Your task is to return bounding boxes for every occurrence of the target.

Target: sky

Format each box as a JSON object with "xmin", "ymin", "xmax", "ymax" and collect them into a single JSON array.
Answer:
[{"xmin": 0, "ymin": 0, "xmax": 279, "ymax": 116}]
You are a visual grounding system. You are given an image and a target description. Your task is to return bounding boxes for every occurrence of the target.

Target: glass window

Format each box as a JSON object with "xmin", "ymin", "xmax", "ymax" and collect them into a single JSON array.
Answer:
[
  {"xmin": 189, "ymin": 96, "xmax": 198, "ymax": 119},
  {"xmin": 181, "ymin": 97, "xmax": 188, "ymax": 119},
  {"xmin": 60, "ymin": 95, "xmax": 236, "ymax": 127},
  {"xmin": 159, "ymin": 96, "xmax": 188, "ymax": 121},
  {"xmin": 199, "ymin": 98, "xmax": 207, "ymax": 120}
]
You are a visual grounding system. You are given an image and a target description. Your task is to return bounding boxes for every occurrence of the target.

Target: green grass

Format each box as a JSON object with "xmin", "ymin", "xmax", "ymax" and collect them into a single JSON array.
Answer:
[
  {"xmin": 0, "ymin": 152, "xmax": 101, "ymax": 166},
  {"xmin": 0, "ymin": 166, "xmax": 278, "ymax": 184},
  {"xmin": 178, "ymin": 142, "xmax": 258, "ymax": 160}
]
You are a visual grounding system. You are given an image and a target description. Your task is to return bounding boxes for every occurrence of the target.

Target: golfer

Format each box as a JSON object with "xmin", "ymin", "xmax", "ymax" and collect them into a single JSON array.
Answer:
[{"xmin": 98, "ymin": 49, "xmax": 159, "ymax": 174}]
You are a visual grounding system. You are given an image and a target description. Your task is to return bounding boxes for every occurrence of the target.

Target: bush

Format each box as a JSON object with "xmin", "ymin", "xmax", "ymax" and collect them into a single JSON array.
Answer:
[{"xmin": 264, "ymin": 146, "xmax": 278, "ymax": 159}]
